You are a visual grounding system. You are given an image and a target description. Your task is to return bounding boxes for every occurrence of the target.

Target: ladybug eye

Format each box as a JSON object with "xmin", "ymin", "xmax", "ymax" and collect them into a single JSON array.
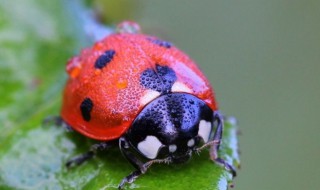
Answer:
[
  {"xmin": 137, "ymin": 136, "xmax": 163, "ymax": 159},
  {"xmin": 198, "ymin": 120, "xmax": 212, "ymax": 143}
]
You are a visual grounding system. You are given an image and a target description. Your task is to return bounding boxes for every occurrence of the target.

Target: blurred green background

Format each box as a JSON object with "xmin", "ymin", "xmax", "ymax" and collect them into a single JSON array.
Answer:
[
  {"xmin": 127, "ymin": 0, "xmax": 320, "ymax": 189},
  {"xmin": 1, "ymin": 0, "xmax": 320, "ymax": 189}
]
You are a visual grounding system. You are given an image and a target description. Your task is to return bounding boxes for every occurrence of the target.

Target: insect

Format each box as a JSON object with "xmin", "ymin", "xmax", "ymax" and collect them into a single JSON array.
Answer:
[{"xmin": 59, "ymin": 21, "xmax": 236, "ymax": 189}]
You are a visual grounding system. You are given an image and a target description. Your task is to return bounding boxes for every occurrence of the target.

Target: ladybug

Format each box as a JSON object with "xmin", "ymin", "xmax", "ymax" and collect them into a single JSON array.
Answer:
[{"xmin": 59, "ymin": 21, "xmax": 236, "ymax": 189}]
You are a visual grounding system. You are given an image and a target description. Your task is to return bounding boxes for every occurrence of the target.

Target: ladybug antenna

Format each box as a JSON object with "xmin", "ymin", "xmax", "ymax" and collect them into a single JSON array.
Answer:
[{"xmin": 116, "ymin": 21, "xmax": 141, "ymax": 34}]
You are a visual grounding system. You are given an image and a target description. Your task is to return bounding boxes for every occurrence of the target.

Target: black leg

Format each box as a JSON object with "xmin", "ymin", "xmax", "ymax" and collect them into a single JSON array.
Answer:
[
  {"xmin": 213, "ymin": 157, "xmax": 237, "ymax": 177},
  {"xmin": 119, "ymin": 137, "xmax": 145, "ymax": 171},
  {"xmin": 210, "ymin": 112, "xmax": 237, "ymax": 177},
  {"xmin": 66, "ymin": 142, "xmax": 111, "ymax": 168},
  {"xmin": 118, "ymin": 170, "xmax": 142, "ymax": 189},
  {"xmin": 118, "ymin": 137, "xmax": 172, "ymax": 189},
  {"xmin": 43, "ymin": 116, "xmax": 73, "ymax": 132},
  {"xmin": 211, "ymin": 112, "xmax": 223, "ymax": 158}
]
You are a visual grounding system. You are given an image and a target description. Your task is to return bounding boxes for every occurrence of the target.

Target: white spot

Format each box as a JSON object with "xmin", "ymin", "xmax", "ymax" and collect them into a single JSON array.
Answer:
[
  {"xmin": 169, "ymin": 144, "xmax": 177, "ymax": 152},
  {"xmin": 140, "ymin": 90, "xmax": 161, "ymax": 105},
  {"xmin": 187, "ymin": 139, "xmax": 195, "ymax": 147},
  {"xmin": 137, "ymin": 136, "xmax": 163, "ymax": 159},
  {"xmin": 198, "ymin": 120, "xmax": 212, "ymax": 143},
  {"xmin": 171, "ymin": 82, "xmax": 192, "ymax": 93}
]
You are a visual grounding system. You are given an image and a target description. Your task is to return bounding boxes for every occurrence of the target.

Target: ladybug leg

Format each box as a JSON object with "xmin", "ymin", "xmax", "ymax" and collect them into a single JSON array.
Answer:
[
  {"xmin": 66, "ymin": 142, "xmax": 111, "ymax": 168},
  {"xmin": 119, "ymin": 137, "xmax": 145, "ymax": 170},
  {"xmin": 118, "ymin": 158, "xmax": 172, "ymax": 190},
  {"xmin": 43, "ymin": 116, "xmax": 73, "ymax": 132},
  {"xmin": 210, "ymin": 112, "xmax": 237, "ymax": 177},
  {"xmin": 118, "ymin": 170, "xmax": 141, "ymax": 190},
  {"xmin": 118, "ymin": 137, "xmax": 172, "ymax": 189},
  {"xmin": 118, "ymin": 137, "xmax": 144, "ymax": 189}
]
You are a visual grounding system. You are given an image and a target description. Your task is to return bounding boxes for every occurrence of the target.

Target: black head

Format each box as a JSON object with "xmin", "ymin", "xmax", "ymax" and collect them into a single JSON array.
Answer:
[{"xmin": 126, "ymin": 93, "xmax": 213, "ymax": 163}]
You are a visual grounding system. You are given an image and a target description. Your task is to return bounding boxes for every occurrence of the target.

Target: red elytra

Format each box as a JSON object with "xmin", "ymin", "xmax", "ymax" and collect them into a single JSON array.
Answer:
[{"xmin": 60, "ymin": 21, "xmax": 217, "ymax": 141}]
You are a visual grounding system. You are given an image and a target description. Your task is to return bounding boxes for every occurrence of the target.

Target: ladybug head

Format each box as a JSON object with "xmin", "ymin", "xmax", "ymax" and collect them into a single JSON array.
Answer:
[{"xmin": 125, "ymin": 93, "xmax": 214, "ymax": 163}]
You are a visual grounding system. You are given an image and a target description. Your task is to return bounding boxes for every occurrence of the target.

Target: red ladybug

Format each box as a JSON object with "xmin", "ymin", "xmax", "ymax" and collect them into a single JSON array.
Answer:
[{"xmin": 59, "ymin": 21, "xmax": 236, "ymax": 189}]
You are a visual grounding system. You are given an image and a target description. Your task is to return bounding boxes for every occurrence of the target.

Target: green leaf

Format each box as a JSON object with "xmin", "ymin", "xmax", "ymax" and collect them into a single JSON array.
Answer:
[{"xmin": 0, "ymin": 1, "xmax": 240, "ymax": 189}]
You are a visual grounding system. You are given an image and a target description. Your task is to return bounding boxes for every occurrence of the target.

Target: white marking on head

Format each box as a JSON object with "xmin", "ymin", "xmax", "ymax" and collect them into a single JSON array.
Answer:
[
  {"xmin": 171, "ymin": 82, "xmax": 192, "ymax": 93},
  {"xmin": 187, "ymin": 139, "xmax": 195, "ymax": 147},
  {"xmin": 140, "ymin": 90, "xmax": 161, "ymax": 105},
  {"xmin": 169, "ymin": 144, "xmax": 177, "ymax": 153},
  {"xmin": 137, "ymin": 136, "xmax": 163, "ymax": 159},
  {"xmin": 198, "ymin": 120, "xmax": 212, "ymax": 143}
]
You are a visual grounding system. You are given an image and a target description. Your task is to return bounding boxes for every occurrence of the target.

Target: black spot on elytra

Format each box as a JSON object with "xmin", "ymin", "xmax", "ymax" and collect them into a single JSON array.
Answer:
[
  {"xmin": 140, "ymin": 64, "xmax": 177, "ymax": 93},
  {"xmin": 80, "ymin": 98, "xmax": 93, "ymax": 121},
  {"xmin": 147, "ymin": 38, "xmax": 172, "ymax": 48},
  {"xmin": 94, "ymin": 50, "xmax": 115, "ymax": 69}
]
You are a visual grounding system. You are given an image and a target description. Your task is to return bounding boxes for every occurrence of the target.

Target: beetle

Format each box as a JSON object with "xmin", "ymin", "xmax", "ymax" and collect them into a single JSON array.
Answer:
[{"xmin": 58, "ymin": 21, "xmax": 236, "ymax": 189}]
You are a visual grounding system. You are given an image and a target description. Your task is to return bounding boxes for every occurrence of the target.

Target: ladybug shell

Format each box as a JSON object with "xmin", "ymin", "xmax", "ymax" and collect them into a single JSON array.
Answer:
[{"xmin": 61, "ymin": 32, "xmax": 217, "ymax": 141}]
